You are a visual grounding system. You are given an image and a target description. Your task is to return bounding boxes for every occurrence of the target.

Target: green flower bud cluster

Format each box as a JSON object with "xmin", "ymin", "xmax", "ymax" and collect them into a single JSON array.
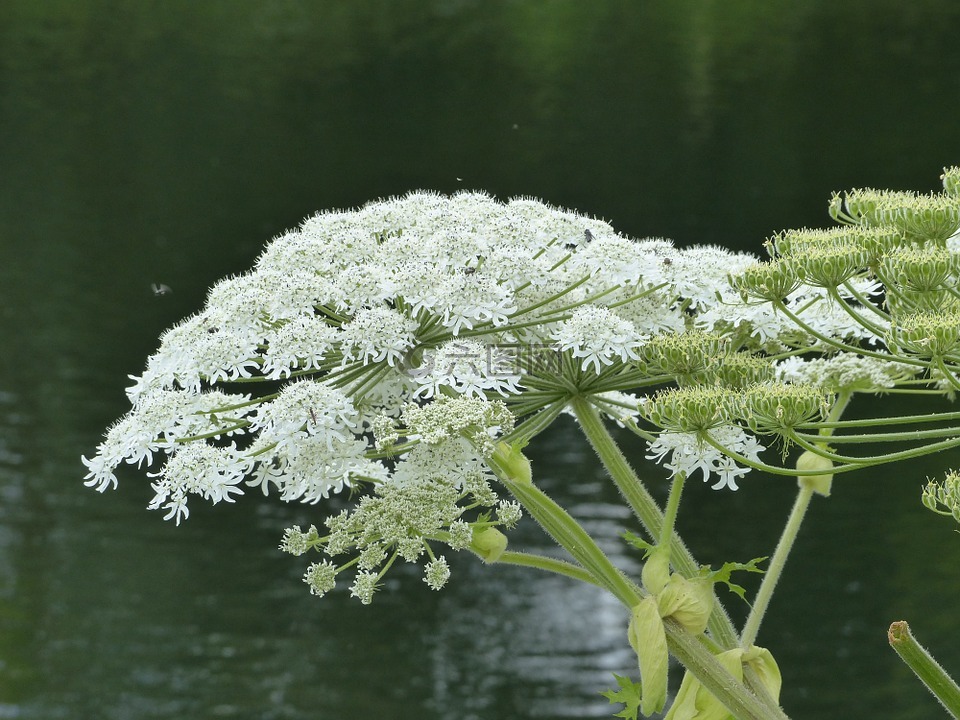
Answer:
[
  {"xmin": 886, "ymin": 193, "xmax": 960, "ymax": 244},
  {"xmin": 922, "ymin": 470, "xmax": 960, "ymax": 523},
  {"xmin": 729, "ymin": 260, "xmax": 801, "ymax": 302},
  {"xmin": 638, "ymin": 331, "xmax": 729, "ymax": 381},
  {"xmin": 766, "ymin": 226, "xmax": 898, "ymax": 262},
  {"xmin": 740, "ymin": 382, "xmax": 832, "ymax": 434},
  {"xmin": 793, "ymin": 244, "xmax": 872, "ymax": 289},
  {"xmin": 880, "ymin": 245, "xmax": 960, "ymax": 314},
  {"xmin": 700, "ymin": 352, "xmax": 777, "ymax": 389},
  {"xmin": 829, "ymin": 187, "xmax": 897, "ymax": 226},
  {"xmin": 887, "ymin": 309, "xmax": 960, "ymax": 359},
  {"xmin": 943, "ymin": 166, "xmax": 960, "ymax": 197},
  {"xmin": 642, "ymin": 382, "xmax": 831, "ymax": 436},
  {"xmin": 830, "ymin": 187, "xmax": 960, "ymax": 243},
  {"xmin": 880, "ymin": 245, "xmax": 958, "ymax": 294},
  {"xmin": 641, "ymin": 386, "xmax": 738, "ymax": 433}
]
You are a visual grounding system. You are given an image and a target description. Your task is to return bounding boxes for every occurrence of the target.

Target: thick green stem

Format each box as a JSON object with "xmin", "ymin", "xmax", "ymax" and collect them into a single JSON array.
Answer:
[
  {"xmin": 569, "ymin": 396, "xmax": 741, "ymax": 650},
  {"xmin": 498, "ymin": 474, "xmax": 642, "ymax": 607},
  {"xmin": 889, "ymin": 621, "xmax": 960, "ymax": 717},
  {"xmin": 664, "ymin": 617, "xmax": 791, "ymax": 720},
  {"xmin": 741, "ymin": 483, "xmax": 814, "ymax": 648},
  {"xmin": 498, "ymin": 473, "xmax": 789, "ymax": 720}
]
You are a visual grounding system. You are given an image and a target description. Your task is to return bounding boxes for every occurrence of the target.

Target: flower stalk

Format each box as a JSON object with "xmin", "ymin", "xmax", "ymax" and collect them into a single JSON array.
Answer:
[{"xmin": 889, "ymin": 621, "xmax": 960, "ymax": 718}]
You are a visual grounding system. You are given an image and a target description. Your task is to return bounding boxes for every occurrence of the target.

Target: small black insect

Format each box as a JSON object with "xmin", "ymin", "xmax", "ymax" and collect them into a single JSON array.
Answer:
[
  {"xmin": 207, "ymin": 326, "xmax": 219, "ymax": 334},
  {"xmin": 464, "ymin": 266, "xmax": 477, "ymax": 275},
  {"xmin": 151, "ymin": 283, "xmax": 172, "ymax": 296},
  {"xmin": 584, "ymin": 229, "xmax": 594, "ymax": 243},
  {"xmin": 309, "ymin": 407, "xmax": 318, "ymax": 424},
  {"xmin": 662, "ymin": 257, "xmax": 673, "ymax": 266}
]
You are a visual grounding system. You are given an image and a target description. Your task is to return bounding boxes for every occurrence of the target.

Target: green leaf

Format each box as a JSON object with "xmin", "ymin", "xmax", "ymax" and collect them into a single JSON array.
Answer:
[
  {"xmin": 621, "ymin": 530, "xmax": 654, "ymax": 556},
  {"xmin": 702, "ymin": 557, "xmax": 767, "ymax": 602},
  {"xmin": 600, "ymin": 673, "xmax": 643, "ymax": 720}
]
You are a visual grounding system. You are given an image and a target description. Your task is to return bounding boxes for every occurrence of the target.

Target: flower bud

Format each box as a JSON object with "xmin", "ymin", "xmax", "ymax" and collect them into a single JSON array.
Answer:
[
  {"xmin": 641, "ymin": 547, "xmax": 671, "ymax": 595},
  {"xmin": 880, "ymin": 246, "xmax": 955, "ymax": 294},
  {"xmin": 795, "ymin": 449, "xmax": 833, "ymax": 497},
  {"xmin": 470, "ymin": 526, "xmax": 508, "ymax": 563},
  {"xmin": 491, "ymin": 441, "xmax": 532, "ymax": 484},
  {"xmin": 742, "ymin": 645, "xmax": 782, "ymax": 703},
  {"xmin": 639, "ymin": 332, "xmax": 729, "ymax": 379},
  {"xmin": 795, "ymin": 245, "xmax": 870, "ymax": 288},
  {"xmin": 628, "ymin": 597, "xmax": 668, "ymax": 716},
  {"xmin": 943, "ymin": 166, "xmax": 960, "ymax": 197},
  {"xmin": 664, "ymin": 648, "xmax": 745, "ymax": 720},
  {"xmin": 657, "ymin": 574, "xmax": 714, "ymax": 636},
  {"xmin": 642, "ymin": 386, "xmax": 738, "ymax": 433}
]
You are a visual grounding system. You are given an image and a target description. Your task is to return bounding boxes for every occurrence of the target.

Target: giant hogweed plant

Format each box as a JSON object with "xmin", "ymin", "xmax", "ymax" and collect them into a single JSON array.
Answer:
[{"xmin": 85, "ymin": 168, "xmax": 960, "ymax": 718}]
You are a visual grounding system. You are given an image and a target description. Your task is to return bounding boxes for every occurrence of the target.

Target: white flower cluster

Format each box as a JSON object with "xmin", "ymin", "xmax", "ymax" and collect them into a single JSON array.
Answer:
[
  {"xmin": 85, "ymin": 191, "xmax": 764, "ymax": 517},
  {"xmin": 645, "ymin": 425, "xmax": 765, "ymax": 491},
  {"xmin": 776, "ymin": 353, "xmax": 919, "ymax": 392},
  {"xmin": 93, "ymin": 189, "xmax": 911, "ymax": 597}
]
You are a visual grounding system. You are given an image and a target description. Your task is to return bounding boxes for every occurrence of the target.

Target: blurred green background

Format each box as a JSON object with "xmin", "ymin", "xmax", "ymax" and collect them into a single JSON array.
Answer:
[{"xmin": 2, "ymin": 2, "xmax": 960, "ymax": 718}]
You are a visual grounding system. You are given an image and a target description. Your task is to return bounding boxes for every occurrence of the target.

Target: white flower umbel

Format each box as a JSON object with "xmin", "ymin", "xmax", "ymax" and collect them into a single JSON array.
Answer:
[
  {"xmin": 410, "ymin": 338, "xmax": 522, "ymax": 399},
  {"xmin": 147, "ymin": 442, "xmax": 247, "ymax": 524},
  {"xmin": 646, "ymin": 424, "xmax": 765, "ymax": 491},
  {"xmin": 85, "ymin": 189, "xmax": 786, "ymax": 599},
  {"xmin": 553, "ymin": 305, "xmax": 648, "ymax": 372},
  {"xmin": 261, "ymin": 315, "xmax": 340, "ymax": 379},
  {"xmin": 776, "ymin": 353, "xmax": 919, "ymax": 392}
]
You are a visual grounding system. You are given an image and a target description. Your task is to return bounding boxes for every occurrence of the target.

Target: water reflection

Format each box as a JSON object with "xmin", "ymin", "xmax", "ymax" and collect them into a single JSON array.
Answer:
[
  {"xmin": 427, "ymin": 426, "xmax": 640, "ymax": 719},
  {"xmin": 4, "ymin": 1, "xmax": 960, "ymax": 718}
]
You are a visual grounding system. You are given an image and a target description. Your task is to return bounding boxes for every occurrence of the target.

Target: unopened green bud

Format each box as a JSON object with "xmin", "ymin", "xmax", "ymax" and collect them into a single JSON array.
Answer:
[
  {"xmin": 641, "ymin": 547, "xmax": 671, "ymax": 595},
  {"xmin": 491, "ymin": 441, "xmax": 532, "ymax": 484},
  {"xmin": 628, "ymin": 597, "xmax": 668, "ymax": 716},
  {"xmin": 470, "ymin": 526, "xmax": 508, "ymax": 563},
  {"xmin": 880, "ymin": 246, "xmax": 956, "ymax": 294},
  {"xmin": 742, "ymin": 645, "xmax": 782, "ymax": 703},
  {"xmin": 830, "ymin": 188, "xmax": 891, "ymax": 227},
  {"xmin": 922, "ymin": 470, "xmax": 960, "ymax": 523},
  {"xmin": 664, "ymin": 648, "xmax": 745, "ymax": 720},
  {"xmin": 767, "ymin": 226, "xmax": 902, "ymax": 266},
  {"xmin": 796, "ymin": 450, "xmax": 833, "ymax": 496},
  {"xmin": 657, "ymin": 574, "xmax": 714, "ymax": 635},
  {"xmin": 884, "ymin": 193, "xmax": 960, "ymax": 244},
  {"xmin": 698, "ymin": 352, "xmax": 776, "ymax": 390}
]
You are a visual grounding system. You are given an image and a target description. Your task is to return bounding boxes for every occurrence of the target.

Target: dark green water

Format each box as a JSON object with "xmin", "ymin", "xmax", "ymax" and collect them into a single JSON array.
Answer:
[{"xmin": 3, "ymin": 2, "xmax": 960, "ymax": 718}]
